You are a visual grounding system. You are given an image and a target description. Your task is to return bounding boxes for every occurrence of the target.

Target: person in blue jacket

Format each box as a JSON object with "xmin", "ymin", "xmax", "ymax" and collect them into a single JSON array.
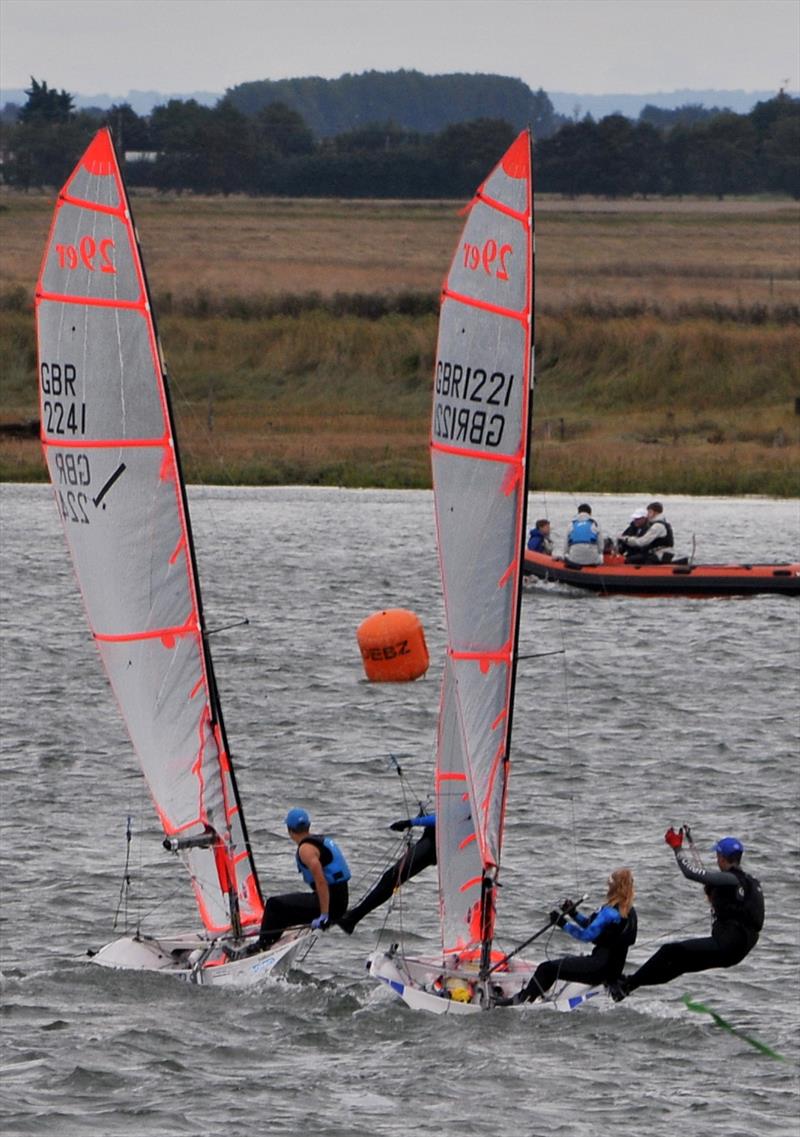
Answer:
[
  {"xmin": 256, "ymin": 807, "xmax": 351, "ymax": 948},
  {"xmin": 527, "ymin": 519, "xmax": 554, "ymax": 555},
  {"xmin": 609, "ymin": 830, "xmax": 763, "ymax": 1001},
  {"xmin": 495, "ymin": 867, "xmax": 637, "ymax": 1004},
  {"xmin": 564, "ymin": 503, "xmax": 603, "ymax": 566},
  {"xmin": 338, "ymin": 812, "xmax": 436, "ymax": 934}
]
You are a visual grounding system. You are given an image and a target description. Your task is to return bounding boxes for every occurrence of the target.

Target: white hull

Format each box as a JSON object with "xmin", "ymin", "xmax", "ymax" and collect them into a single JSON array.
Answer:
[
  {"xmin": 368, "ymin": 948, "xmax": 607, "ymax": 1014},
  {"xmin": 89, "ymin": 928, "xmax": 313, "ymax": 987}
]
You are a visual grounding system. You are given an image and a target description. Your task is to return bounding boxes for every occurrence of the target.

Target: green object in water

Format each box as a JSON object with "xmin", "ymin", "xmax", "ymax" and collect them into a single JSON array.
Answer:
[{"xmin": 682, "ymin": 994, "xmax": 785, "ymax": 1061}]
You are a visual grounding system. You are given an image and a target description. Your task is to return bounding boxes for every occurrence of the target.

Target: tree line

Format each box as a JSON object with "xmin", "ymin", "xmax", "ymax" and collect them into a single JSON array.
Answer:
[{"xmin": 2, "ymin": 77, "xmax": 798, "ymax": 199}]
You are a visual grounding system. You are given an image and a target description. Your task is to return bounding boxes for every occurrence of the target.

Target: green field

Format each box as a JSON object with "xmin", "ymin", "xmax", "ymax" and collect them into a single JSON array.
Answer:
[{"xmin": 2, "ymin": 192, "xmax": 798, "ymax": 494}]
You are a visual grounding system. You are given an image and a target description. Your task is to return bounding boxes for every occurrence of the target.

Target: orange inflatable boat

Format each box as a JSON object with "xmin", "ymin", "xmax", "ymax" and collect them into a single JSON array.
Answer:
[{"xmin": 524, "ymin": 550, "xmax": 800, "ymax": 597}]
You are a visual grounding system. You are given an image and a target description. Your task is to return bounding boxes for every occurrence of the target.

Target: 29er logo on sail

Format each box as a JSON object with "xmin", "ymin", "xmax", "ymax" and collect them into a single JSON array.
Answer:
[{"xmin": 433, "ymin": 359, "xmax": 514, "ymax": 448}]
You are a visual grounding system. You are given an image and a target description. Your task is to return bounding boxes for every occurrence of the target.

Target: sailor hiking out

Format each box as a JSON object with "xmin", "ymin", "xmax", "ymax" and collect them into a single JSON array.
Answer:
[
  {"xmin": 610, "ymin": 830, "xmax": 763, "ymax": 1001},
  {"xmin": 339, "ymin": 812, "xmax": 436, "ymax": 935},
  {"xmin": 495, "ymin": 868, "xmax": 637, "ymax": 1004},
  {"xmin": 251, "ymin": 808, "xmax": 351, "ymax": 952}
]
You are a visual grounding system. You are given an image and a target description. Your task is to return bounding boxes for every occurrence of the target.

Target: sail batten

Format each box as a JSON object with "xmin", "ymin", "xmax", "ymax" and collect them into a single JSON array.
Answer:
[
  {"xmin": 37, "ymin": 292, "xmax": 145, "ymax": 311},
  {"xmin": 36, "ymin": 129, "xmax": 263, "ymax": 935},
  {"xmin": 440, "ymin": 290, "xmax": 529, "ymax": 321}
]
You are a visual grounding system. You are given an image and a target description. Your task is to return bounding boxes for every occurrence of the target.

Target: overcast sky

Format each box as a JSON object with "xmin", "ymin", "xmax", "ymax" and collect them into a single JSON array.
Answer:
[{"xmin": 1, "ymin": 0, "xmax": 798, "ymax": 98}]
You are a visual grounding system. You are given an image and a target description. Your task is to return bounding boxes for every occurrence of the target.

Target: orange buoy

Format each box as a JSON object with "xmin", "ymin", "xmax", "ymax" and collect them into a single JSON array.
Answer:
[{"xmin": 356, "ymin": 608, "xmax": 430, "ymax": 682}]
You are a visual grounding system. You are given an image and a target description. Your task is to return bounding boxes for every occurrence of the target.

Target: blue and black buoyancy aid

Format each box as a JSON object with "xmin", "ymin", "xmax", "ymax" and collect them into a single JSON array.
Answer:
[
  {"xmin": 709, "ymin": 869, "xmax": 764, "ymax": 933},
  {"xmin": 591, "ymin": 906, "xmax": 637, "ymax": 977},
  {"xmin": 295, "ymin": 835, "xmax": 352, "ymax": 888},
  {"xmin": 587, "ymin": 905, "xmax": 637, "ymax": 947},
  {"xmin": 568, "ymin": 517, "xmax": 599, "ymax": 546}
]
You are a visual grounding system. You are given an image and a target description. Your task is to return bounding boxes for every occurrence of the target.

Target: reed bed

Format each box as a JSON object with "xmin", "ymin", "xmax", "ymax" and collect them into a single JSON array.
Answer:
[{"xmin": 2, "ymin": 193, "xmax": 798, "ymax": 494}]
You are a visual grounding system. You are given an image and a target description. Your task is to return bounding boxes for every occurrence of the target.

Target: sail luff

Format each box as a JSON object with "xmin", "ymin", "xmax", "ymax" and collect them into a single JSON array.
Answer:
[{"xmin": 35, "ymin": 129, "xmax": 263, "ymax": 933}]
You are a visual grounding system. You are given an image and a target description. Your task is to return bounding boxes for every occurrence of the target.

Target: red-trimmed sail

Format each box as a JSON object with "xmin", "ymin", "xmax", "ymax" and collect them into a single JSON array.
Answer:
[
  {"xmin": 432, "ymin": 130, "xmax": 533, "ymax": 959},
  {"xmin": 35, "ymin": 129, "xmax": 263, "ymax": 934}
]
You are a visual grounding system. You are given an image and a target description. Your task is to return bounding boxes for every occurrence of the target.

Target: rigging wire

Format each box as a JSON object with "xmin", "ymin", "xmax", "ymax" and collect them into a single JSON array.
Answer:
[
  {"xmin": 112, "ymin": 814, "xmax": 134, "ymax": 931},
  {"xmin": 523, "ymin": 495, "xmax": 582, "ymax": 894},
  {"xmin": 353, "ymin": 752, "xmax": 434, "ymax": 961}
]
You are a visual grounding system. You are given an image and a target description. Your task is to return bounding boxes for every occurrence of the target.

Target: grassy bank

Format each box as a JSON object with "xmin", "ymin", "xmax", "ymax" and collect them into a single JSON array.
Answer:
[
  {"xmin": 2, "ymin": 193, "xmax": 798, "ymax": 495},
  {"xmin": 2, "ymin": 303, "xmax": 797, "ymax": 494}
]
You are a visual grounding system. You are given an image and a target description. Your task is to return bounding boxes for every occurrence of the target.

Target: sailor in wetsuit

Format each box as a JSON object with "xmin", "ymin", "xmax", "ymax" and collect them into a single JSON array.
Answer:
[
  {"xmin": 256, "ymin": 807, "xmax": 351, "ymax": 948},
  {"xmin": 496, "ymin": 867, "xmax": 638, "ymax": 1004},
  {"xmin": 610, "ymin": 830, "xmax": 763, "ymax": 1001},
  {"xmin": 338, "ymin": 812, "xmax": 436, "ymax": 934}
]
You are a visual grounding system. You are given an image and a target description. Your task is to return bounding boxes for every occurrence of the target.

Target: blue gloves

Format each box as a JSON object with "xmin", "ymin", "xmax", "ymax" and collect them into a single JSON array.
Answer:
[{"xmin": 311, "ymin": 913, "xmax": 330, "ymax": 931}]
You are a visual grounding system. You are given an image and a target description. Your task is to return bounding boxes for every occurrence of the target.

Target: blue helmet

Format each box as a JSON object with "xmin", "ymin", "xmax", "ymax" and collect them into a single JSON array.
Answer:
[
  {"xmin": 285, "ymin": 807, "xmax": 310, "ymax": 831},
  {"xmin": 713, "ymin": 836, "xmax": 744, "ymax": 857}
]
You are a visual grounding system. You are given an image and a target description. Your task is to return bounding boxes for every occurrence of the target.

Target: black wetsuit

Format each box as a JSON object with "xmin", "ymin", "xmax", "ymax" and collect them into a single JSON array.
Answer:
[
  {"xmin": 624, "ymin": 852, "xmax": 762, "ymax": 992},
  {"xmin": 339, "ymin": 817, "xmax": 437, "ymax": 934},
  {"xmin": 258, "ymin": 834, "xmax": 349, "ymax": 948},
  {"xmin": 519, "ymin": 903, "xmax": 638, "ymax": 1000}
]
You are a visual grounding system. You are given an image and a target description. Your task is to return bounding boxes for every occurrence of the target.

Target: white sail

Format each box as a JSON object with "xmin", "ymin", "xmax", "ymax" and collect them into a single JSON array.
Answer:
[
  {"xmin": 432, "ymin": 130, "xmax": 534, "ymax": 960},
  {"xmin": 35, "ymin": 129, "xmax": 262, "ymax": 936}
]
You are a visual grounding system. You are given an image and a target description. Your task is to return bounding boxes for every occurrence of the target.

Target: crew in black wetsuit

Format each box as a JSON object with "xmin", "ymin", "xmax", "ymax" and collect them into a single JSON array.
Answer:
[
  {"xmin": 496, "ymin": 867, "xmax": 638, "ymax": 1004},
  {"xmin": 338, "ymin": 812, "xmax": 436, "ymax": 935},
  {"xmin": 256, "ymin": 808, "xmax": 351, "ymax": 949},
  {"xmin": 610, "ymin": 830, "xmax": 763, "ymax": 1001}
]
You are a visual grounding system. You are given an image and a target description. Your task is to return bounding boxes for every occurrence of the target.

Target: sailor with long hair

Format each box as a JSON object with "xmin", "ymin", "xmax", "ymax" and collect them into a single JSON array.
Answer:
[{"xmin": 496, "ymin": 867, "xmax": 638, "ymax": 1004}]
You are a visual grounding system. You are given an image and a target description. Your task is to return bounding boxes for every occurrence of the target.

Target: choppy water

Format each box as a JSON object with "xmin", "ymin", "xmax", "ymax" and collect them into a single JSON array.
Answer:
[{"xmin": 1, "ymin": 485, "xmax": 799, "ymax": 1137}]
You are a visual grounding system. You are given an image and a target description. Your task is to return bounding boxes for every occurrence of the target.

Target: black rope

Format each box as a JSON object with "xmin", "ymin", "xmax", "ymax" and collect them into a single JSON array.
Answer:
[{"xmin": 112, "ymin": 814, "xmax": 134, "ymax": 932}]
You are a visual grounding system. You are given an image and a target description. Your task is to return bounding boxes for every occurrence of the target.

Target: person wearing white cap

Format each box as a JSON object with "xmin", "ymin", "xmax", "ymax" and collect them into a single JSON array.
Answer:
[
  {"xmin": 618, "ymin": 501, "xmax": 675, "ymax": 563},
  {"xmin": 615, "ymin": 508, "xmax": 648, "ymax": 552},
  {"xmin": 609, "ymin": 828, "xmax": 763, "ymax": 1001}
]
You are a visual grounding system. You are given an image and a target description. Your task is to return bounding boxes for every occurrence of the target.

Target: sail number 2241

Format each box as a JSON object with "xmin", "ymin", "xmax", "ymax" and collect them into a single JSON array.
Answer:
[
  {"xmin": 41, "ymin": 363, "xmax": 87, "ymax": 437},
  {"xmin": 53, "ymin": 452, "xmax": 91, "ymax": 525}
]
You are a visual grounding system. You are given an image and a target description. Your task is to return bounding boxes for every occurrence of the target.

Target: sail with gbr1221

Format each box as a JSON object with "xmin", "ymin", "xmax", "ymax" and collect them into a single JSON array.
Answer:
[{"xmin": 368, "ymin": 129, "xmax": 605, "ymax": 1013}]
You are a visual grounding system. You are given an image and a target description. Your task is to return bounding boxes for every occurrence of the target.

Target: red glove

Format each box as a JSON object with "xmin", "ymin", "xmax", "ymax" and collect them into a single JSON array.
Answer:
[{"xmin": 664, "ymin": 827, "xmax": 683, "ymax": 850}]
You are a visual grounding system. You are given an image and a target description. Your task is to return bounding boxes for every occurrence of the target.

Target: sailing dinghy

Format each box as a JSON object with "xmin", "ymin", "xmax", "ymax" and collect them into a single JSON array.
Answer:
[
  {"xmin": 368, "ymin": 131, "xmax": 601, "ymax": 1013},
  {"xmin": 35, "ymin": 128, "xmax": 311, "ymax": 985}
]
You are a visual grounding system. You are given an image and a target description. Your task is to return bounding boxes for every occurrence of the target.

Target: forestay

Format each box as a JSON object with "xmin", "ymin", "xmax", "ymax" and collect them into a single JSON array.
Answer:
[
  {"xmin": 431, "ymin": 130, "xmax": 533, "ymax": 962},
  {"xmin": 35, "ymin": 129, "xmax": 262, "ymax": 935}
]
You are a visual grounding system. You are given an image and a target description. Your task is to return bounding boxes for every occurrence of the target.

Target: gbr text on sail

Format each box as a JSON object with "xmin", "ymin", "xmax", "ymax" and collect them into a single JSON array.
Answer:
[{"xmin": 432, "ymin": 360, "xmax": 515, "ymax": 449}]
